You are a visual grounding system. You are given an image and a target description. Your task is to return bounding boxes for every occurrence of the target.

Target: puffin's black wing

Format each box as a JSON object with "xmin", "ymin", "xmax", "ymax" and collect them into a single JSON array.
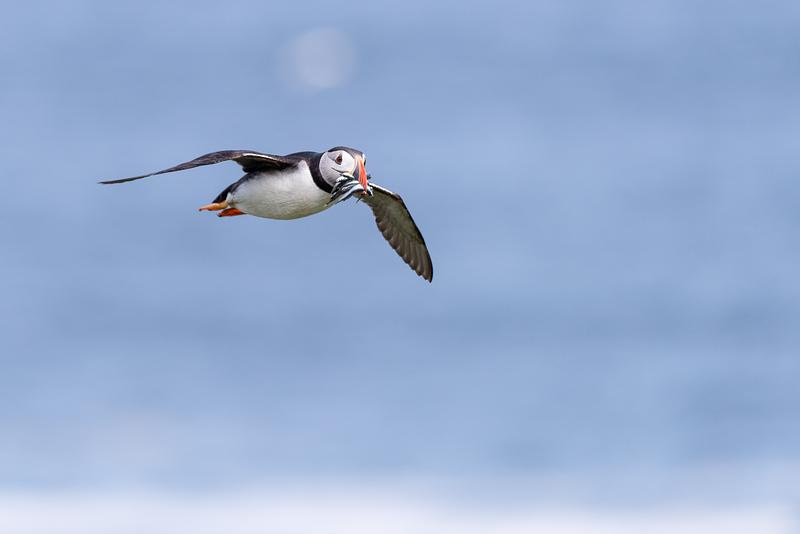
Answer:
[
  {"xmin": 363, "ymin": 183, "xmax": 433, "ymax": 282},
  {"xmin": 99, "ymin": 150, "xmax": 299, "ymax": 184}
]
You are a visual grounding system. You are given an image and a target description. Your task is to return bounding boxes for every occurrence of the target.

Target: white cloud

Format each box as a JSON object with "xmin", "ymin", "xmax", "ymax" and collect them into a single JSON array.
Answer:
[{"xmin": 281, "ymin": 28, "xmax": 356, "ymax": 91}]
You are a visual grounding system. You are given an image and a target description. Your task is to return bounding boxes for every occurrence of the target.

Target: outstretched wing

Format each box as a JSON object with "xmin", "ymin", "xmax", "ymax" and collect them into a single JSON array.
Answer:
[
  {"xmin": 363, "ymin": 183, "xmax": 433, "ymax": 282},
  {"xmin": 99, "ymin": 150, "xmax": 299, "ymax": 184}
]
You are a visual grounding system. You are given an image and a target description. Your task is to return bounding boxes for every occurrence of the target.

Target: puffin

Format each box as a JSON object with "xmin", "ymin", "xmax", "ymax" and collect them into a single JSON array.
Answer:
[{"xmin": 100, "ymin": 146, "xmax": 433, "ymax": 281}]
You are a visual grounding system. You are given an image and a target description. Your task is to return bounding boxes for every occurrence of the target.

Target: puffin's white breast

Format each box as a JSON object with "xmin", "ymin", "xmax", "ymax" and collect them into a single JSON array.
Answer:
[{"xmin": 229, "ymin": 161, "xmax": 331, "ymax": 220}]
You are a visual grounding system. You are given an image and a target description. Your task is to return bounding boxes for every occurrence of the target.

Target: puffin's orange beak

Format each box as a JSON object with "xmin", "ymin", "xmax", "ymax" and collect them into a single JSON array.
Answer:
[{"xmin": 354, "ymin": 156, "xmax": 369, "ymax": 193}]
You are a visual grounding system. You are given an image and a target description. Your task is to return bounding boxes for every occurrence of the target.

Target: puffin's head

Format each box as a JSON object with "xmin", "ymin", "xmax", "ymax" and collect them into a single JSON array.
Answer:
[{"xmin": 319, "ymin": 146, "xmax": 370, "ymax": 193}]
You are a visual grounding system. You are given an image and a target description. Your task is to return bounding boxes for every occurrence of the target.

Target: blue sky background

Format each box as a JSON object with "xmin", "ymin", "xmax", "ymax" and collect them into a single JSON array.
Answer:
[{"xmin": 1, "ymin": 0, "xmax": 800, "ymax": 531}]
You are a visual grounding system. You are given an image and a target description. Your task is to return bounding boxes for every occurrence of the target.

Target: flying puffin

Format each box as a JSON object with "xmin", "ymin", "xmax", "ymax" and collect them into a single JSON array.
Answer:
[{"xmin": 100, "ymin": 146, "xmax": 433, "ymax": 281}]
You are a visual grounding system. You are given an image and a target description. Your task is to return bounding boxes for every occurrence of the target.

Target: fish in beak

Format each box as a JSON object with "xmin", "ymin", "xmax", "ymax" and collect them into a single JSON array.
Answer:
[{"xmin": 327, "ymin": 154, "xmax": 373, "ymax": 205}]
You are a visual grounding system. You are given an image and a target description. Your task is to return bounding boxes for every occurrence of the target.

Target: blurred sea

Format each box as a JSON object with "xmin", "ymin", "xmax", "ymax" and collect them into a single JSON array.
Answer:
[{"xmin": 1, "ymin": 1, "xmax": 799, "ymax": 532}]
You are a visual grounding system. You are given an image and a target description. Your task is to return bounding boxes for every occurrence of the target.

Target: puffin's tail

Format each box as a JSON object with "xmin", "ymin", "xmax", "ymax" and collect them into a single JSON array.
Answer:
[{"xmin": 212, "ymin": 183, "xmax": 236, "ymax": 204}]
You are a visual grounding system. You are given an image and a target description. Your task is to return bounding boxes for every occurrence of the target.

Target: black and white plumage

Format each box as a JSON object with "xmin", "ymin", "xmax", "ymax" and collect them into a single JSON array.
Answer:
[{"xmin": 100, "ymin": 146, "xmax": 433, "ymax": 281}]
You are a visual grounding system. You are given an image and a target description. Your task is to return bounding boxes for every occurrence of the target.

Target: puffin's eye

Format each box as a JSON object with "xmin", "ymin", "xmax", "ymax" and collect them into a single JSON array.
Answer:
[{"xmin": 335, "ymin": 154, "xmax": 343, "ymax": 165}]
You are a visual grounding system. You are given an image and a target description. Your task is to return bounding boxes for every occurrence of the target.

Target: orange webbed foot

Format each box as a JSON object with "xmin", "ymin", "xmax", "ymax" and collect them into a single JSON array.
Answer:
[
  {"xmin": 198, "ymin": 200, "xmax": 228, "ymax": 212},
  {"xmin": 218, "ymin": 208, "xmax": 245, "ymax": 217}
]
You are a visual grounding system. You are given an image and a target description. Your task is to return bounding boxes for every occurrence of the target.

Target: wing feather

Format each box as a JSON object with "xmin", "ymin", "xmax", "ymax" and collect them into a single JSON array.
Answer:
[
  {"xmin": 99, "ymin": 150, "xmax": 298, "ymax": 184},
  {"xmin": 363, "ymin": 183, "xmax": 433, "ymax": 282}
]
